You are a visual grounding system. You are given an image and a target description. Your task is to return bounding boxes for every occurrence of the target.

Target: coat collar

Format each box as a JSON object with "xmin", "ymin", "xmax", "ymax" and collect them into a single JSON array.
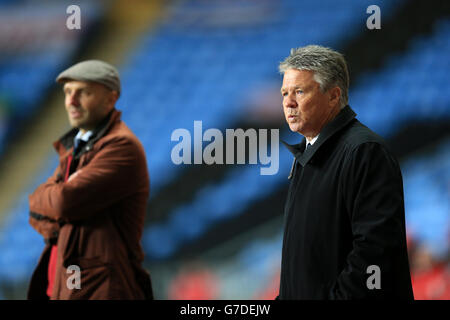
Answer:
[
  {"xmin": 53, "ymin": 109, "xmax": 121, "ymax": 156},
  {"xmin": 282, "ymin": 105, "xmax": 356, "ymax": 167}
]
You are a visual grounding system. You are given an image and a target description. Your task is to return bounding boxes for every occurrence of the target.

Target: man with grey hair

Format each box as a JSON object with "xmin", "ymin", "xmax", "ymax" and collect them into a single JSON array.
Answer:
[{"xmin": 278, "ymin": 45, "xmax": 413, "ymax": 299}]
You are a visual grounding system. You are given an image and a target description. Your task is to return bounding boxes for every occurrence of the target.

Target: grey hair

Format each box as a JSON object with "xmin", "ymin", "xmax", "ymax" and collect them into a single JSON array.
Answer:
[{"xmin": 279, "ymin": 45, "xmax": 349, "ymax": 109}]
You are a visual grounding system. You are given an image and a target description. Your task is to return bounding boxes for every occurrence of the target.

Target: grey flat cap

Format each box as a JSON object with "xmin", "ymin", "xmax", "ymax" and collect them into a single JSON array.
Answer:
[{"xmin": 56, "ymin": 60, "xmax": 121, "ymax": 95}]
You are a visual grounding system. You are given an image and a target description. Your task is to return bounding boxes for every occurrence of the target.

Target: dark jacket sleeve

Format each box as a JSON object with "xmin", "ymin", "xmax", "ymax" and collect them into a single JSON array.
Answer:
[
  {"xmin": 28, "ymin": 136, "xmax": 147, "ymax": 222},
  {"xmin": 329, "ymin": 142, "xmax": 409, "ymax": 299}
]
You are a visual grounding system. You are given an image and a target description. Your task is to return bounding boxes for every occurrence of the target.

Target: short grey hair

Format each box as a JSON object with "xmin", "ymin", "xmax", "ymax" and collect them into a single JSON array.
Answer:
[{"xmin": 279, "ymin": 45, "xmax": 349, "ymax": 109}]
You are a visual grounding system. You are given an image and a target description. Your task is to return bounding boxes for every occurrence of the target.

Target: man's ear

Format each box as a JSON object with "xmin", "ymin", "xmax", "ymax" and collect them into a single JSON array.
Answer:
[{"xmin": 328, "ymin": 86, "xmax": 341, "ymax": 108}]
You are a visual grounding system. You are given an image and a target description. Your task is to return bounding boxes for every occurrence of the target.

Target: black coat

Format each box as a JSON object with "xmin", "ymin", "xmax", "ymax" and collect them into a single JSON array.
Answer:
[{"xmin": 279, "ymin": 106, "xmax": 414, "ymax": 300}]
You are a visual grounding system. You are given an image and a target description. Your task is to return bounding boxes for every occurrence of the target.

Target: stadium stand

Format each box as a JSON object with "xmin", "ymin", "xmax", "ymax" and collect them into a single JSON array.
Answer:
[
  {"xmin": 402, "ymin": 139, "xmax": 450, "ymax": 260},
  {"xmin": 118, "ymin": 0, "xmax": 407, "ymax": 195},
  {"xmin": 350, "ymin": 18, "xmax": 450, "ymax": 136}
]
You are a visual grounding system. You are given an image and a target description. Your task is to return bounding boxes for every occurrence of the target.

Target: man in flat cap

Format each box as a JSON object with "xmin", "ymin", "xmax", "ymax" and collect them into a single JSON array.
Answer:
[{"xmin": 27, "ymin": 60, "xmax": 153, "ymax": 300}]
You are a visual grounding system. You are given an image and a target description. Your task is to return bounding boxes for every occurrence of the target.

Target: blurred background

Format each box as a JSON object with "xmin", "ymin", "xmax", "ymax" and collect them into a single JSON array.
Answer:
[{"xmin": 0, "ymin": 0, "xmax": 448, "ymax": 300}]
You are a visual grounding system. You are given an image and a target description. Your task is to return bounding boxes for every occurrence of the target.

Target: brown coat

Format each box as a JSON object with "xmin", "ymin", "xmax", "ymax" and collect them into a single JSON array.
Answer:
[{"xmin": 28, "ymin": 109, "xmax": 153, "ymax": 300}]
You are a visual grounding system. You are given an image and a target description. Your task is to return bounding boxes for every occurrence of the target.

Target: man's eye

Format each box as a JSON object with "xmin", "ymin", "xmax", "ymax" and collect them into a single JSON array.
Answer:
[{"xmin": 296, "ymin": 90, "xmax": 303, "ymax": 95}]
